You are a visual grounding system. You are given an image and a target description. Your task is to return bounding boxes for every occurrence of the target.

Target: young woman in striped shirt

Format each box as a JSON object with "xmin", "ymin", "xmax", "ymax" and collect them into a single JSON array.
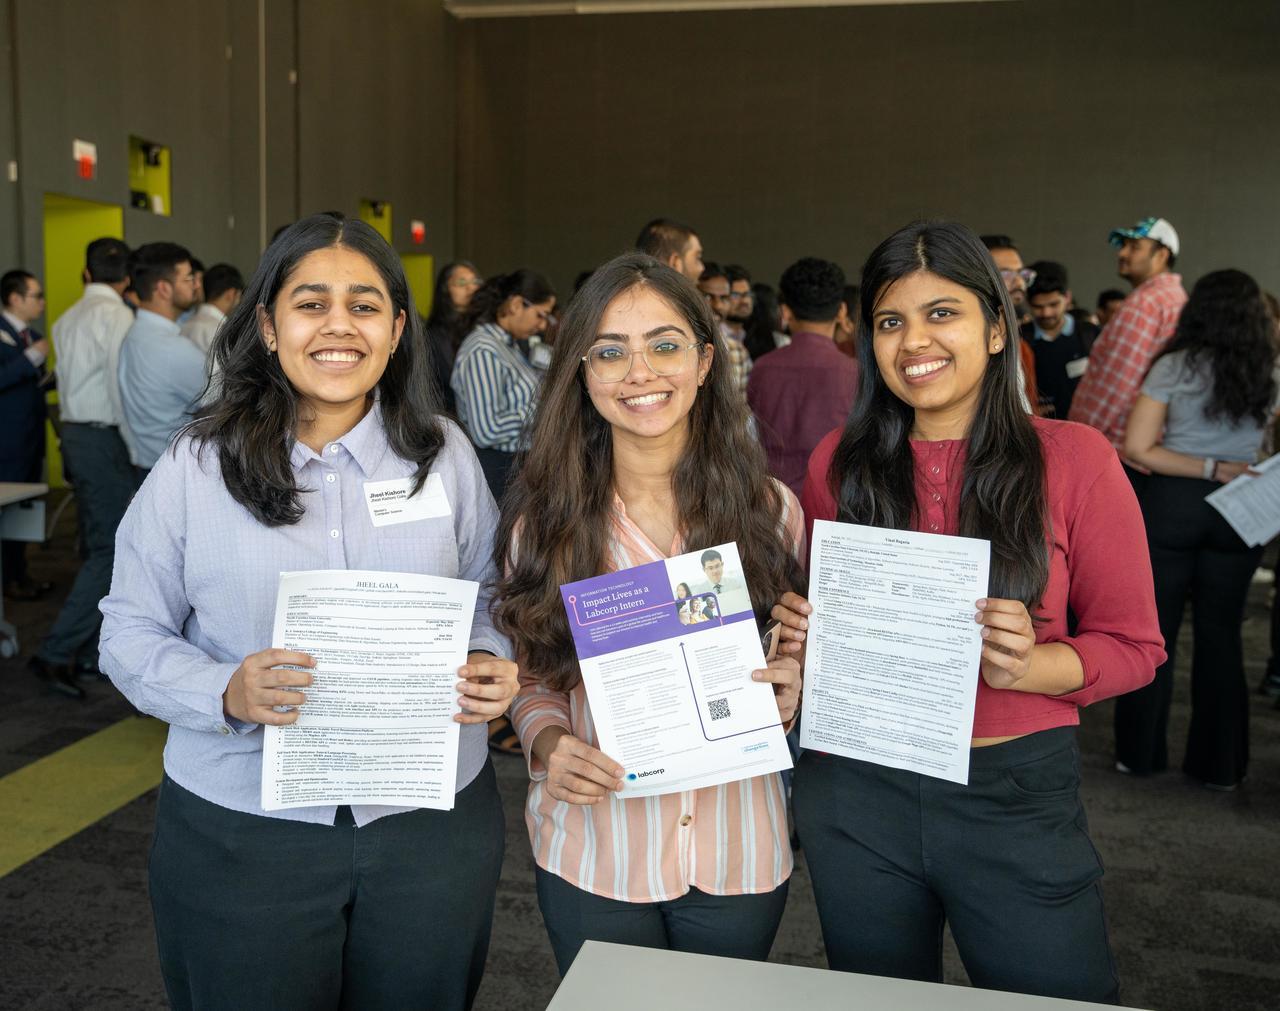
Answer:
[
  {"xmin": 493, "ymin": 252, "xmax": 805, "ymax": 975},
  {"xmin": 450, "ymin": 269, "xmax": 556, "ymax": 498}
]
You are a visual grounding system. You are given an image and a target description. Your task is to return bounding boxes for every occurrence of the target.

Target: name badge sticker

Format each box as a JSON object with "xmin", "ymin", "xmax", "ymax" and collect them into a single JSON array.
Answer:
[
  {"xmin": 364, "ymin": 473, "xmax": 451, "ymax": 527},
  {"xmin": 1066, "ymin": 357, "xmax": 1089, "ymax": 379}
]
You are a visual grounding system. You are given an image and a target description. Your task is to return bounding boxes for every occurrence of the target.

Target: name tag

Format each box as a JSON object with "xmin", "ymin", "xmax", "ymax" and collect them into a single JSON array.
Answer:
[
  {"xmin": 364, "ymin": 473, "xmax": 451, "ymax": 527},
  {"xmin": 1066, "ymin": 357, "xmax": 1089, "ymax": 379}
]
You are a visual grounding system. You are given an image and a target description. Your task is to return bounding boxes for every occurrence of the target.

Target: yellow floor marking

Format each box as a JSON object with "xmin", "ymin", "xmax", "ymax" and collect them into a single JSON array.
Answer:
[{"xmin": 0, "ymin": 717, "xmax": 167, "ymax": 877}]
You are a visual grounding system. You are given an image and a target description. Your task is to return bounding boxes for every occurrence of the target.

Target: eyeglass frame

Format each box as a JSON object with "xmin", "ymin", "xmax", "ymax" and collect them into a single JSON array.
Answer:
[
  {"xmin": 999, "ymin": 267, "xmax": 1037, "ymax": 287},
  {"xmin": 580, "ymin": 335, "xmax": 707, "ymax": 383}
]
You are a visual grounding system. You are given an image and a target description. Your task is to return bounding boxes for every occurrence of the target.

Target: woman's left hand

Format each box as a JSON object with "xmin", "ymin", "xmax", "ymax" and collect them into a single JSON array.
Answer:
[
  {"xmin": 975, "ymin": 597, "xmax": 1036, "ymax": 690},
  {"xmin": 455, "ymin": 652, "xmax": 520, "ymax": 724},
  {"xmin": 753, "ymin": 654, "xmax": 802, "ymax": 725}
]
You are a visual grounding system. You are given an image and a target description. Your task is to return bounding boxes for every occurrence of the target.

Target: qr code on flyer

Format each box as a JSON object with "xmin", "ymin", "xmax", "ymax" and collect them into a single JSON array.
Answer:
[{"xmin": 708, "ymin": 697, "xmax": 731, "ymax": 722}]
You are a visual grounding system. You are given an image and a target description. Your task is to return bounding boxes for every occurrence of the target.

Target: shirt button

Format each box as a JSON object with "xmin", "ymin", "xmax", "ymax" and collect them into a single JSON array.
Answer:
[
  {"xmin": 931, "ymin": 466, "xmax": 940, "ymax": 475},
  {"xmin": 679, "ymin": 814, "xmax": 692, "ymax": 827},
  {"xmin": 218, "ymin": 724, "xmax": 231, "ymax": 735},
  {"xmin": 330, "ymin": 529, "xmax": 340, "ymax": 539},
  {"xmin": 328, "ymin": 445, "xmax": 340, "ymax": 455},
  {"xmin": 325, "ymin": 473, "xmax": 336, "ymax": 484},
  {"xmin": 932, "ymin": 492, "xmax": 941, "ymax": 502},
  {"xmin": 930, "ymin": 523, "xmax": 939, "ymax": 531}
]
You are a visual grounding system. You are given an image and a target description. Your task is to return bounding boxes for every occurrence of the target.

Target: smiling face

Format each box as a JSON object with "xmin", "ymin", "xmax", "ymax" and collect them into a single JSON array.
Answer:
[
  {"xmin": 1029, "ymin": 289, "xmax": 1071, "ymax": 335},
  {"xmin": 584, "ymin": 284, "xmax": 712, "ymax": 448},
  {"xmin": 259, "ymin": 245, "xmax": 405, "ymax": 427},
  {"xmin": 871, "ymin": 270, "xmax": 1003, "ymax": 439}
]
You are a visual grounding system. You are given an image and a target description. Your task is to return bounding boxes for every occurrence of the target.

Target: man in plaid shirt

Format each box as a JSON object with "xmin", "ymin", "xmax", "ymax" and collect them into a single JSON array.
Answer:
[{"xmin": 1069, "ymin": 217, "xmax": 1187, "ymax": 484}]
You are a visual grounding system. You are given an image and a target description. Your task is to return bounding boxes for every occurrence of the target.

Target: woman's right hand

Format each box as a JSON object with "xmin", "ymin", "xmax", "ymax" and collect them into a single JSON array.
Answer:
[
  {"xmin": 1214, "ymin": 460, "xmax": 1251, "ymax": 483},
  {"xmin": 534, "ymin": 727, "xmax": 625, "ymax": 805},
  {"xmin": 222, "ymin": 648, "xmax": 316, "ymax": 726},
  {"xmin": 770, "ymin": 592, "xmax": 813, "ymax": 656}
]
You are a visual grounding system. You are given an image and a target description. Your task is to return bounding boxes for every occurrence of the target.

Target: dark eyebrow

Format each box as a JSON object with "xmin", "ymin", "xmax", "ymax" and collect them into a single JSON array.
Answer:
[
  {"xmin": 593, "ymin": 324, "xmax": 688, "ymax": 343},
  {"xmin": 288, "ymin": 282, "xmax": 385, "ymax": 300},
  {"xmin": 873, "ymin": 296, "xmax": 962, "ymax": 319}
]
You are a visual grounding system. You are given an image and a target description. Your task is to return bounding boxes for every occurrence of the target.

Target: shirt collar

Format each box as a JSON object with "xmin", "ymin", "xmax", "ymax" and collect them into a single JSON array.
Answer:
[
  {"xmin": 1, "ymin": 311, "xmax": 28, "ymax": 335},
  {"xmin": 135, "ymin": 308, "xmax": 180, "ymax": 334},
  {"xmin": 289, "ymin": 399, "xmax": 388, "ymax": 478},
  {"xmin": 1033, "ymin": 312, "xmax": 1075, "ymax": 342},
  {"xmin": 198, "ymin": 303, "xmax": 226, "ymax": 324},
  {"xmin": 84, "ymin": 283, "xmax": 124, "ymax": 303}
]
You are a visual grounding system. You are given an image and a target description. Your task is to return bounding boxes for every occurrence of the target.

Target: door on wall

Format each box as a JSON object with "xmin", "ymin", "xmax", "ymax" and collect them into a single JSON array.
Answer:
[
  {"xmin": 41, "ymin": 194, "xmax": 126, "ymax": 489},
  {"xmin": 401, "ymin": 253, "xmax": 435, "ymax": 321}
]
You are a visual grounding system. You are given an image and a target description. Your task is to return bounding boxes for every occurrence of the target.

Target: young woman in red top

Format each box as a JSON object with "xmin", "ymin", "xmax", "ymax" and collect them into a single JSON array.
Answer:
[{"xmin": 773, "ymin": 221, "xmax": 1164, "ymax": 1003}]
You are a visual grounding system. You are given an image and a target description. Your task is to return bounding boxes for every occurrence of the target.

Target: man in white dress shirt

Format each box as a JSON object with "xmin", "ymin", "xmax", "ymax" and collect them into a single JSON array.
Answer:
[
  {"xmin": 180, "ymin": 262, "xmax": 243, "ymax": 355},
  {"xmin": 697, "ymin": 547, "xmax": 753, "ymax": 617},
  {"xmin": 29, "ymin": 238, "xmax": 137, "ymax": 697}
]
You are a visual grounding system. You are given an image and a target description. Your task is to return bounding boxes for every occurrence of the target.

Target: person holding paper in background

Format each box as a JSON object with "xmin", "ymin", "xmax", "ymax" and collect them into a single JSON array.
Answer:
[
  {"xmin": 100, "ymin": 216, "xmax": 518, "ymax": 1011},
  {"xmin": 494, "ymin": 253, "xmax": 805, "ymax": 975},
  {"xmin": 773, "ymin": 221, "xmax": 1164, "ymax": 1003},
  {"xmin": 1120, "ymin": 269, "xmax": 1280, "ymax": 789}
]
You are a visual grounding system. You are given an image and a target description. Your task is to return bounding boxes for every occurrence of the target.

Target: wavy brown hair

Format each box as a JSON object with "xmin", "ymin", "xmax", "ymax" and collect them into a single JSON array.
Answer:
[{"xmin": 493, "ymin": 253, "xmax": 804, "ymax": 691}]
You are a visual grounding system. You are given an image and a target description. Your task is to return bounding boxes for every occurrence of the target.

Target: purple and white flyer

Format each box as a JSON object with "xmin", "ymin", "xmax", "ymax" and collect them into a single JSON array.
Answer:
[{"xmin": 560, "ymin": 541, "xmax": 792, "ymax": 798}]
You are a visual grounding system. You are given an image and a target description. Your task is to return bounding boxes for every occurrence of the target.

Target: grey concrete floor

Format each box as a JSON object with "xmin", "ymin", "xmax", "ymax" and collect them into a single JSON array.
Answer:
[{"xmin": 1, "ymin": 503, "xmax": 1278, "ymax": 1010}]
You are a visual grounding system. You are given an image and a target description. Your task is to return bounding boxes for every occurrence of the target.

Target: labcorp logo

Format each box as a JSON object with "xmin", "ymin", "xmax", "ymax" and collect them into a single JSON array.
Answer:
[{"xmin": 627, "ymin": 768, "xmax": 665, "ymax": 781}]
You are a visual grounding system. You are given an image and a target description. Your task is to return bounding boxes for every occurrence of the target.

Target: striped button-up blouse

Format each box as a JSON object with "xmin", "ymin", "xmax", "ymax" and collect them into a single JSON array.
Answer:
[
  {"xmin": 508, "ymin": 484, "xmax": 803, "ymax": 903},
  {"xmin": 451, "ymin": 322, "xmax": 543, "ymax": 453}
]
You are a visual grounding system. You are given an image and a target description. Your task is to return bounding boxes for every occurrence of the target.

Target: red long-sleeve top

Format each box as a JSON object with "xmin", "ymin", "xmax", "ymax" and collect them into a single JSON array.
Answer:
[{"xmin": 800, "ymin": 416, "xmax": 1165, "ymax": 739}]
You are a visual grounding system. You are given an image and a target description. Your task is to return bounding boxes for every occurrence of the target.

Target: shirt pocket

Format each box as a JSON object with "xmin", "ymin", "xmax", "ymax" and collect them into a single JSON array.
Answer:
[{"xmin": 371, "ymin": 517, "xmax": 460, "ymax": 579}]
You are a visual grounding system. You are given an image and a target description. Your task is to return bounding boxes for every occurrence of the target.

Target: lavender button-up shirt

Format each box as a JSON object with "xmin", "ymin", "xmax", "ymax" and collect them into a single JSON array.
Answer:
[{"xmin": 100, "ymin": 405, "xmax": 510, "ymax": 826}]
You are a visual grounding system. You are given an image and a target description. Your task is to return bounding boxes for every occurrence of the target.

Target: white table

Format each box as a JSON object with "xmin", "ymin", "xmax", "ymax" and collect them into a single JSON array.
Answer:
[
  {"xmin": 0, "ymin": 481, "xmax": 48, "ymax": 657},
  {"xmin": 549, "ymin": 941, "xmax": 1147, "ymax": 1011}
]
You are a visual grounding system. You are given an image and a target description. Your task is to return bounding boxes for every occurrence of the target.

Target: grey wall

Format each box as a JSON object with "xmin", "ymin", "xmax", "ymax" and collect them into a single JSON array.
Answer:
[
  {"xmin": 1, "ymin": 0, "xmax": 456, "ymax": 307},
  {"xmin": 455, "ymin": 0, "xmax": 1280, "ymax": 303}
]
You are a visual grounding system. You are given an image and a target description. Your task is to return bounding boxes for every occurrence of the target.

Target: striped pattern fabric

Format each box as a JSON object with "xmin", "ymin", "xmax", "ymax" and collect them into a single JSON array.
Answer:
[
  {"xmin": 508, "ymin": 483, "xmax": 803, "ymax": 903},
  {"xmin": 1068, "ymin": 272, "xmax": 1187, "ymax": 451},
  {"xmin": 451, "ymin": 322, "xmax": 543, "ymax": 452}
]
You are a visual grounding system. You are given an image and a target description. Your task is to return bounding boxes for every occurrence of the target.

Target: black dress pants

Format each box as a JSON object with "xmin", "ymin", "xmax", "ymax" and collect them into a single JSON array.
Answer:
[
  {"xmin": 1114, "ymin": 474, "xmax": 1260, "ymax": 784},
  {"xmin": 149, "ymin": 762, "xmax": 505, "ymax": 1011},
  {"xmin": 534, "ymin": 866, "xmax": 789, "ymax": 977},
  {"xmin": 792, "ymin": 729, "xmax": 1119, "ymax": 1004}
]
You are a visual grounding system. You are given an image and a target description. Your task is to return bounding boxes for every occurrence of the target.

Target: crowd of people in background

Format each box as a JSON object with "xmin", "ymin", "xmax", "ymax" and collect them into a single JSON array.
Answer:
[{"xmin": 3, "ymin": 206, "xmax": 1280, "ymax": 1007}]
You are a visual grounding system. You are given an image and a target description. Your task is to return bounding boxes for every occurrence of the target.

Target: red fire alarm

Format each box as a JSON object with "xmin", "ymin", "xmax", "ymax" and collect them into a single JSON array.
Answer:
[
  {"xmin": 410, "ymin": 219, "xmax": 426, "ymax": 245},
  {"xmin": 73, "ymin": 139, "xmax": 98, "ymax": 181}
]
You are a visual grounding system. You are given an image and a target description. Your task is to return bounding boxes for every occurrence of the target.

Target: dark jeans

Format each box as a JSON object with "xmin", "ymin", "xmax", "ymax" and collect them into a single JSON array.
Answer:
[
  {"xmin": 535, "ymin": 865, "xmax": 789, "ymax": 977},
  {"xmin": 1115, "ymin": 474, "xmax": 1261, "ymax": 784},
  {"xmin": 150, "ymin": 762, "xmax": 505, "ymax": 1011},
  {"xmin": 793, "ymin": 729, "xmax": 1119, "ymax": 1004},
  {"xmin": 38, "ymin": 424, "xmax": 137, "ymax": 665}
]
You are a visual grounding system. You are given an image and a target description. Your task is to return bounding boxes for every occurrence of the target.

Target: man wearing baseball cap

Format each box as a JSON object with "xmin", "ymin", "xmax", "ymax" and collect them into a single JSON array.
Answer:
[{"xmin": 1068, "ymin": 217, "xmax": 1188, "ymax": 487}]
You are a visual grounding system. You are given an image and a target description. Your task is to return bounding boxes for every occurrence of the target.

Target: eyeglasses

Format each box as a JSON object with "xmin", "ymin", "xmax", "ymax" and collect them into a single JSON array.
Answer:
[
  {"xmin": 582, "ymin": 336, "xmax": 702, "ymax": 383},
  {"xmin": 999, "ymin": 268, "xmax": 1037, "ymax": 287},
  {"xmin": 449, "ymin": 276, "xmax": 482, "ymax": 289}
]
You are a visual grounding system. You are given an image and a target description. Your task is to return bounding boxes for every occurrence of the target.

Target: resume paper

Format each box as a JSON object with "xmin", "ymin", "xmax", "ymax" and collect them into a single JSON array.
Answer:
[
  {"xmin": 1206, "ymin": 454, "xmax": 1280, "ymax": 547},
  {"xmin": 561, "ymin": 542, "xmax": 792, "ymax": 798},
  {"xmin": 801, "ymin": 520, "xmax": 990, "ymax": 785},
  {"xmin": 261, "ymin": 569, "xmax": 478, "ymax": 811}
]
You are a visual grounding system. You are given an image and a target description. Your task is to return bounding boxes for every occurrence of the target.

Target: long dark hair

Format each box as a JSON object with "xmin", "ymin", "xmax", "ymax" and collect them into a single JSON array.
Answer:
[
  {"xmin": 493, "ymin": 253, "xmax": 804, "ymax": 690},
  {"xmin": 185, "ymin": 214, "xmax": 445, "ymax": 526},
  {"xmin": 1158, "ymin": 269, "xmax": 1278, "ymax": 426},
  {"xmin": 743, "ymin": 282, "xmax": 783, "ymax": 361},
  {"xmin": 425, "ymin": 260, "xmax": 478, "ymax": 354},
  {"xmin": 464, "ymin": 268, "xmax": 554, "ymax": 331},
  {"xmin": 830, "ymin": 220, "xmax": 1049, "ymax": 608}
]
